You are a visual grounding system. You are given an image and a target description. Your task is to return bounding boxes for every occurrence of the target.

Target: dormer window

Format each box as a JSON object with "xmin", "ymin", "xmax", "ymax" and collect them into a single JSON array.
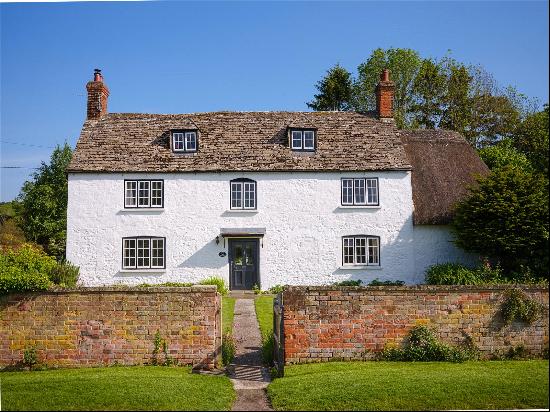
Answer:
[
  {"xmin": 172, "ymin": 130, "xmax": 198, "ymax": 153},
  {"xmin": 290, "ymin": 129, "xmax": 316, "ymax": 151}
]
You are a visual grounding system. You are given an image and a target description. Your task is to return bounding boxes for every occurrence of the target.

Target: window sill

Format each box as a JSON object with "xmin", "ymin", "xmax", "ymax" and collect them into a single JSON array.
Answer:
[
  {"xmin": 337, "ymin": 205, "xmax": 381, "ymax": 209},
  {"xmin": 118, "ymin": 269, "xmax": 167, "ymax": 274},
  {"xmin": 339, "ymin": 265, "xmax": 382, "ymax": 270},
  {"xmin": 119, "ymin": 208, "xmax": 164, "ymax": 213},
  {"xmin": 225, "ymin": 209, "xmax": 258, "ymax": 214}
]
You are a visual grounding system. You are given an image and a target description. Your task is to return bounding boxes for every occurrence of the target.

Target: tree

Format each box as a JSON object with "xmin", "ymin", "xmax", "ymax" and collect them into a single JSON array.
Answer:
[
  {"xmin": 354, "ymin": 48, "xmax": 422, "ymax": 127},
  {"xmin": 18, "ymin": 143, "xmax": 72, "ymax": 260},
  {"xmin": 478, "ymin": 139, "xmax": 532, "ymax": 171},
  {"xmin": 309, "ymin": 49, "xmax": 535, "ymax": 148},
  {"xmin": 513, "ymin": 105, "xmax": 549, "ymax": 176},
  {"xmin": 452, "ymin": 166, "xmax": 549, "ymax": 277},
  {"xmin": 306, "ymin": 64, "xmax": 354, "ymax": 111}
]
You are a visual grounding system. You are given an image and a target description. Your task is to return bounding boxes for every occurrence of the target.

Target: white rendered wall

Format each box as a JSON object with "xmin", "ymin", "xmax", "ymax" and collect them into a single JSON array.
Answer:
[
  {"xmin": 67, "ymin": 171, "xmax": 421, "ymax": 288},
  {"xmin": 412, "ymin": 225, "xmax": 479, "ymax": 283}
]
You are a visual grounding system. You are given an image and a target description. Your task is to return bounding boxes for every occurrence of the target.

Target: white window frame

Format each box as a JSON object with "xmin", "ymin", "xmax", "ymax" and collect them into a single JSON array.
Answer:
[
  {"xmin": 125, "ymin": 180, "xmax": 163, "ymax": 208},
  {"xmin": 230, "ymin": 179, "xmax": 257, "ymax": 210},
  {"xmin": 172, "ymin": 130, "xmax": 198, "ymax": 153},
  {"xmin": 341, "ymin": 178, "xmax": 379, "ymax": 206},
  {"xmin": 172, "ymin": 132, "xmax": 185, "ymax": 152},
  {"xmin": 290, "ymin": 129, "xmax": 316, "ymax": 151},
  {"xmin": 185, "ymin": 131, "xmax": 197, "ymax": 152},
  {"xmin": 291, "ymin": 130, "xmax": 303, "ymax": 150},
  {"xmin": 342, "ymin": 236, "xmax": 380, "ymax": 266},
  {"xmin": 122, "ymin": 237, "xmax": 165, "ymax": 270}
]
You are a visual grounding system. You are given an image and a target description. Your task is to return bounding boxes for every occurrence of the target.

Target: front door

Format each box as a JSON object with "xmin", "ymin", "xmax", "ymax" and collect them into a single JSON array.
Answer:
[{"xmin": 228, "ymin": 239, "xmax": 259, "ymax": 290}]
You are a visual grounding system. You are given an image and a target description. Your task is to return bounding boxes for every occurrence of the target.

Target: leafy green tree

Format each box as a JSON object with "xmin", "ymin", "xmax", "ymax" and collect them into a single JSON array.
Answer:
[
  {"xmin": 410, "ymin": 59, "xmax": 447, "ymax": 128},
  {"xmin": 478, "ymin": 139, "xmax": 532, "ymax": 171},
  {"xmin": 18, "ymin": 143, "xmax": 72, "ymax": 260},
  {"xmin": 307, "ymin": 64, "xmax": 354, "ymax": 111},
  {"xmin": 354, "ymin": 48, "xmax": 422, "ymax": 127},
  {"xmin": 513, "ymin": 104, "xmax": 549, "ymax": 176},
  {"xmin": 452, "ymin": 166, "xmax": 549, "ymax": 277}
]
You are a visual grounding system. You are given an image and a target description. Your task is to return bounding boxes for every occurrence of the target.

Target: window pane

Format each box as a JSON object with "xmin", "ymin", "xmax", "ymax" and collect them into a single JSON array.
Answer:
[
  {"xmin": 234, "ymin": 245, "xmax": 243, "ymax": 265},
  {"xmin": 151, "ymin": 238, "xmax": 164, "ymax": 268},
  {"xmin": 138, "ymin": 181, "xmax": 150, "ymax": 207},
  {"xmin": 123, "ymin": 238, "xmax": 136, "ymax": 268},
  {"xmin": 151, "ymin": 181, "xmax": 163, "ymax": 207},
  {"xmin": 366, "ymin": 179, "xmax": 378, "ymax": 205},
  {"xmin": 368, "ymin": 237, "xmax": 379, "ymax": 265},
  {"xmin": 303, "ymin": 131, "xmax": 315, "ymax": 149},
  {"xmin": 244, "ymin": 182, "xmax": 256, "ymax": 209},
  {"xmin": 291, "ymin": 131, "xmax": 302, "ymax": 149},
  {"xmin": 355, "ymin": 237, "xmax": 366, "ymax": 264},
  {"xmin": 354, "ymin": 179, "xmax": 366, "ymax": 204},
  {"xmin": 185, "ymin": 132, "xmax": 197, "ymax": 151},
  {"xmin": 245, "ymin": 244, "xmax": 255, "ymax": 265},
  {"xmin": 137, "ymin": 238, "xmax": 150, "ymax": 268},
  {"xmin": 343, "ymin": 237, "xmax": 354, "ymax": 264},
  {"xmin": 231, "ymin": 182, "xmax": 242, "ymax": 209},
  {"xmin": 173, "ymin": 133, "xmax": 185, "ymax": 151},
  {"xmin": 342, "ymin": 179, "xmax": 353, "ymax": 205},
  {"xmin": 125, "ymin": 181, "xmax": 137, "ymax": 207}
]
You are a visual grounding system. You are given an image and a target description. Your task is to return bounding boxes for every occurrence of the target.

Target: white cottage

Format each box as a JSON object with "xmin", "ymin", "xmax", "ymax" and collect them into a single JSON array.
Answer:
[{"xmin": 66, "ymin": 69, "xmax": 488, "ymax": 289}]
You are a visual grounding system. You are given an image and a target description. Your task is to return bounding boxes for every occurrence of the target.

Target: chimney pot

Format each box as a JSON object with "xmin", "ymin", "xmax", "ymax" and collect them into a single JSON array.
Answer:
[
  {"xmin": 86, "ymin": 69, "xmax": 109, "ymax": 120},
  {"xmin": 375, "ymin": 68, "xmax": 395, "ymax": 119}
]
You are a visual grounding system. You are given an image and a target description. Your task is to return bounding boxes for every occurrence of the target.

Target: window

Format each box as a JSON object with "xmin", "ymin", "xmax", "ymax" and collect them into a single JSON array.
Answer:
[
  {"xmin": 341, "ymin": 178, "xmax": 379, "ymax": 206},
  {"xmin": 342, "ymin": 236, "xmax": 380, "ymax": 266},
  {"xmin": 230, "ymin": 179, "xmax": 256, "ymax": 210},
  {"xmin": 123, "ymin": 237, "xmax": 165, "ymax": 269},
  {"xmin": 290, "ymin": 129, "xmax": 316, "ymax": 151},
  {"xmin": 172, "ymin": 130, "xmax": 198, "ymax": 153},
  {"xmin": 124, "ymin": 180, "xmax": 163, "ymax": 208}
]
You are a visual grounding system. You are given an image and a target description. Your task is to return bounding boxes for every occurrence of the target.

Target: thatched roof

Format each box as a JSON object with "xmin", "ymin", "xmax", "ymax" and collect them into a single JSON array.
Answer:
[
  {"xmin": 67, "ymin": 111, "xmax": 411, "ymax": 173},
  {"xmin": 400, "ymin": 129, "xmax": 490, "ymax": 225}
]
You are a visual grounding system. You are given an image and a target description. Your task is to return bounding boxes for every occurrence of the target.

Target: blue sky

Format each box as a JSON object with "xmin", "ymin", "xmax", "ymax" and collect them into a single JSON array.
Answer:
[{"xmin": 1, "ymin": 1, "xmax": 548, "ymax": 201}]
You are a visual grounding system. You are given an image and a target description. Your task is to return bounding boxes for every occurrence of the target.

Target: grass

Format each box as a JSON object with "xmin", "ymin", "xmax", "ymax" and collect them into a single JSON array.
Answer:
[
  {"xmin": 254, "ymin": 295, "xmax": 274, "ymax": 336},
  {"xmin": 0, "ymin": 366, "xmax": 235, "ymax": 411},
  {"xmin": 222, "ymin": 296, "xmax": 236, "ymax": 333},
  {"xmin": 267, "ymin": 360, "xmax": 549, "ymax": 411}
]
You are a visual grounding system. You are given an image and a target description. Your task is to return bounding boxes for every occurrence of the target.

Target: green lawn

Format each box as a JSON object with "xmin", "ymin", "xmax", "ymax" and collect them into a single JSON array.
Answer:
[
  {"xmin": 268, "ymin": 360, "xmax": 549, "ymax": 411},
  {"xmin": 222, "ymin": 296, "xmax": 236, "ymax": 334},
  {"xmin": 0, "ymin": 366, "xmax": 235, "ymax": 411},
  {"xmin": 254, "ymin": 295, "xmax": 274, "ymax": 336}
]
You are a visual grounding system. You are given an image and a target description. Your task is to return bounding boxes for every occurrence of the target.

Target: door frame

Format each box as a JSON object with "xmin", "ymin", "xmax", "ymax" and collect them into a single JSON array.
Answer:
[{"xmin": 227, "ymin": 237, "xmax": 261, "ymax": 291}]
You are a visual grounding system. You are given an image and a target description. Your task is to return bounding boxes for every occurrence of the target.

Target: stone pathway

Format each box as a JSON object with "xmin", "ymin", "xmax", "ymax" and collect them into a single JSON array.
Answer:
[{"xmin": 229, "ymin": 297, "xmax": 272, "ymax": 411}]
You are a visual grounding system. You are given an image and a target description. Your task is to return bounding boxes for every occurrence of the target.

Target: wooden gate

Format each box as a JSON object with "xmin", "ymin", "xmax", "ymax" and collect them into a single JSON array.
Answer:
[{"xmin": 273, "ymin": 293, "xmax": 285, "ymax": 377}]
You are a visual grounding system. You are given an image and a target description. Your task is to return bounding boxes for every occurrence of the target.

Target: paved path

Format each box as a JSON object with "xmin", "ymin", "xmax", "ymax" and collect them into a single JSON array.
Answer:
[{"xmin": 229, "ymin": 297, "xmax": 272, "ymax": 411}]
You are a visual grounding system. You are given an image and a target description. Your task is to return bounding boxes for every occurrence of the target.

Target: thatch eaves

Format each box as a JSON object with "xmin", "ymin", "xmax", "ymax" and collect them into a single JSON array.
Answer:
[{"xmin": 400, "ymin": 129, "xmax": 490, "ymax": 225}]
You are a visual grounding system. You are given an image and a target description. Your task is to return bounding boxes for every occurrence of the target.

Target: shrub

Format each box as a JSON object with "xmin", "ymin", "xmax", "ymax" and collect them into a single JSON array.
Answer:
[
  {"xmin": 452, "ymin": 166, "xmax": 548, "ymax": 277},
  {"xmin": 0, "ymin": 244, "xmax": 54, "ymax": 293},
  {"xmin": 333, "ymin": 280, "xmax": 362, "ymax": 286},
  {"xmin": 137, "ymin": 282, "xmax": 194, "ymax": 288},
  {"xmin": 268, "ymin": 285, "xmax": 285, "ymax": 295},
  {"xmin": 501, "ymin": 288, "xmax": 544, "ymax": 326},
  {"xmin": 252, "ymin": 283, "xmax": 262, "ymax": 294},
  {"xmin": 48, "ymin": 260, "xmax": 79, "ymax": 287},
  {"xmin": 23, "ymin": 346, "xmax": 38, "ymax": 369},
  {"xmin": 381, "ymin": 325, "xmax": 477, "ymax": 363},
  {"xmin": 368, "ymin": 278, "xmax": 405, "ymax": 286},
  {"xmin": 261, "ymin": 331, "xmax": 275, "ymax": 366},
  {"xmin": 425, "ymin": 262, "xmax": 504, "ymax": 285},
  {"xmin": 199, "ymin": 276, "xmax": 228, "ymax": 296},
  {"xmin": 221, "ymin": 332, "xmax": 236, "ymax": 366}
]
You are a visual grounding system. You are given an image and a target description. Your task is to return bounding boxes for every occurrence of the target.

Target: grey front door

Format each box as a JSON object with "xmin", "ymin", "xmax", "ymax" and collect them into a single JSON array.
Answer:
[{"xmin": 228, "ymin": 239, "xmax": 259, "ymax": 290}]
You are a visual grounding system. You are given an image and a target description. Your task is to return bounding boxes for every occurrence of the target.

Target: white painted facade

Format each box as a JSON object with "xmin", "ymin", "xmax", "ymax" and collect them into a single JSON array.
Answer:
[{"xmin": 67, "ymin": 171, "xmax": 471, "ymax": 288}]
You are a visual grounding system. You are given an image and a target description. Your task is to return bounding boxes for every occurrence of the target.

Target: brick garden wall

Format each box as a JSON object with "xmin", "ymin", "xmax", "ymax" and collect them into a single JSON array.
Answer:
[
  {"xmin": 281, "ymin": 286, "xmax": 549, "ymax": 363},
  {"xmin": 0, "ymin": 286, "xmax": 221, "ymax": 369}
]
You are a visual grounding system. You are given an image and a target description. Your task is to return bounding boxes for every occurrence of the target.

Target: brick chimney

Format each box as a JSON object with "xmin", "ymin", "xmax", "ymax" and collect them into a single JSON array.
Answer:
[
  {"xmin": 375, "ymin": 69, "xmax": 395, "ymax": 119},
  {"xmin": 86, "ymin": 69, "xmax": 109, "ymax": 120}
]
